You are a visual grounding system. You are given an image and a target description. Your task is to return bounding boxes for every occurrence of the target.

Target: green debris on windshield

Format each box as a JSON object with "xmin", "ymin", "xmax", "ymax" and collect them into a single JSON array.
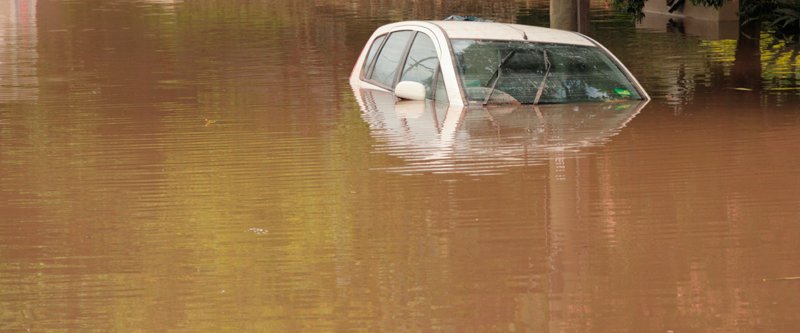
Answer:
[{"xmin": 614, "ymin": 88, "xmax": 632, "ymax": 97}]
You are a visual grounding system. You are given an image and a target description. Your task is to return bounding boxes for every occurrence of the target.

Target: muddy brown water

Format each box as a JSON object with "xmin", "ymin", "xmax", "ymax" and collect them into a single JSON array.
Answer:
[{"xmin": 1, "ymin": 1, "xmax": 799, "ymax": 332}]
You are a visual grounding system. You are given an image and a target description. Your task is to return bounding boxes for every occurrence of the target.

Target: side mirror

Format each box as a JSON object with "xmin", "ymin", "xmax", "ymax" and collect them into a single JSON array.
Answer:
[{"xmin": 395, "ymin": 81, "xmax": 426, "ymax": 101}]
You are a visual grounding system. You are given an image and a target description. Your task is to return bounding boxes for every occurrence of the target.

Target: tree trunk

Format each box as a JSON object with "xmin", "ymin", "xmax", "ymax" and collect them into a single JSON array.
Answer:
[{"xmin": 731, "ymin": 2, "xmax": 761, "ymax": 91}]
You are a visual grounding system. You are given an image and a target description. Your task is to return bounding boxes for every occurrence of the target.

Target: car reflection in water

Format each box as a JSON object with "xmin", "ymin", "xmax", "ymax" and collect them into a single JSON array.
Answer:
[{"xmin": 355, "ymin": 89, "xmax": 647, "ymax": 174}]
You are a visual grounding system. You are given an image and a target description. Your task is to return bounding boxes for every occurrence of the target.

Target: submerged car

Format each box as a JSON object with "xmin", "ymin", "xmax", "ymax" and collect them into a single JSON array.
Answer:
[{"xmin": 350, "ymin": 20, "xmax": 650, "ymax": 107}]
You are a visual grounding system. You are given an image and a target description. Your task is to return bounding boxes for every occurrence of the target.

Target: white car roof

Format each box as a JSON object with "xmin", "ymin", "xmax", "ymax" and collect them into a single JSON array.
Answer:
[{"xmin": 379, "ymin": 20, "xmax": 596, "ymax": 46}]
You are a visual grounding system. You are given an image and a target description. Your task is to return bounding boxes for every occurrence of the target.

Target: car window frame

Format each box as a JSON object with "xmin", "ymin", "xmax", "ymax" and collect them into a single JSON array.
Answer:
[
  {"xmin": 361, "ymin": 34, "xmax": 388, "ymax": 80},
  {"xmin": 364, "ymin": 30, "xmax": 416, "ymax": 90}
]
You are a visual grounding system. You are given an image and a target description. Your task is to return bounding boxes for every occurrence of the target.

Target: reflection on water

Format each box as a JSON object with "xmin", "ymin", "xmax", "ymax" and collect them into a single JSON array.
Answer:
[
  {"xmin": 1, "ymin": 0, "xmax": 799, "ymax": 332},
  {"xmin": 0, "ymin": 0, "xmax": 38, "ymax": 101},
  {"xmin": 357, "ymin": 89, "xmax": 646, "ymax": 174}
]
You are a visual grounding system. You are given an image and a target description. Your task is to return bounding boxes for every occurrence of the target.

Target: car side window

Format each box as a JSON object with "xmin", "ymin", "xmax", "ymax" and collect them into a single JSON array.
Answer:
[
  {"xmin": 400, "ymin": 33, "xmax": 439, "ymax": 99},
  {"xmin": 369, "ymin": 31, "xmax": 413, "ymax": 87},
  {"xmin": 361, "ymin": 34, "xmax": 386, "ymax": 77}
]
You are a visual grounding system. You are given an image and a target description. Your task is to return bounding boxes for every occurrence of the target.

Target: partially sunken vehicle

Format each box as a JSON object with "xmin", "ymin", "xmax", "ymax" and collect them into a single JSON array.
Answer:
[{"xmin": 350, "ymin": 20, "xmax": 650, "ymax": 106}]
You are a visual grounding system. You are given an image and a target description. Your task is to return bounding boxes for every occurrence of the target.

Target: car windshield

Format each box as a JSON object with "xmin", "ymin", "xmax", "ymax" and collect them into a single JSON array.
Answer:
[{"xmin": 451, "ymin": 39, "xmax": 643, "ymax": 104}]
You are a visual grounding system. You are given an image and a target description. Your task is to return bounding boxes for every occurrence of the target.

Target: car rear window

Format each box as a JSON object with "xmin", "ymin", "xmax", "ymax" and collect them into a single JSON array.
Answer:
[{"xmin": 362, "ymin": 34, "xmax": 386, "ymax": 76}]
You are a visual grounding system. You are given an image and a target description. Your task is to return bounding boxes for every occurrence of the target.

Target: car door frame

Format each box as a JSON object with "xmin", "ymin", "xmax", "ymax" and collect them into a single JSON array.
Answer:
[{"xmin": 350, "ymin": 22, "xmax": 467, "ymax": 107}]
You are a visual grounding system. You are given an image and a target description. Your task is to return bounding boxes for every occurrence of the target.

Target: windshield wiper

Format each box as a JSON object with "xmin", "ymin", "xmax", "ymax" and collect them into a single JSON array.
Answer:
[
  {"xmin": 482, "ymin": 49, "xmax": 517, "ymax": 105},
  {"xmin": 533, "ymin": 49, "xmax": 551, "ymax": 105}
]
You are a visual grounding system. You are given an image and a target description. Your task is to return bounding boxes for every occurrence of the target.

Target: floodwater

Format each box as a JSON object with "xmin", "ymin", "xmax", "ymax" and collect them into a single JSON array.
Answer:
[{"xmin": 1, "ymin": 0, "xmax": 799, "ymax": 332}]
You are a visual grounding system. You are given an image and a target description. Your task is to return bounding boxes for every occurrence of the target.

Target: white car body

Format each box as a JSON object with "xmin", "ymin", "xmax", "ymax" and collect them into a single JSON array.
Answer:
[{"xmin": 350, "ymin": 20, "xmax": 650, "ymax": 107}]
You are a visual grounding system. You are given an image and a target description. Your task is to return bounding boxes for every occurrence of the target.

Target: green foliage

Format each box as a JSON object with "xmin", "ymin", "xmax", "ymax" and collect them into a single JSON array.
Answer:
[
  {"xmin": 740, "ymin": 0, "xmax": 779, "ymax": 24},
  {"xmin": 741, "ymin": 0, "xmax": 800, "ymax": 42},
  {"xmin": 690, "ymin": 0, "xmax": 725, "ymax": 8},
  {"xmin": 773, "ymin": 7, "xmax": 800, "ymax": 29}
]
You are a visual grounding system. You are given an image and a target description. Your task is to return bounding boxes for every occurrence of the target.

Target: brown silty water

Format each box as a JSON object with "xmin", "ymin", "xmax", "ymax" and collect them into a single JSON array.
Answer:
[{"xmin": 1, "ymin": 1, "xmax": 799, "ymax": 332}]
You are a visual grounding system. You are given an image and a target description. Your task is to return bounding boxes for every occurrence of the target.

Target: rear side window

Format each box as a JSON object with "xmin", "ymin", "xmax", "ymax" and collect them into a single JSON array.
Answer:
[
  {"xmin": 361, "ymin": 35, "xmax": 386, "ymax": 76},
  {"xmin": 369, "ymin": 30, "xmax": 413, "ymax": 87}
]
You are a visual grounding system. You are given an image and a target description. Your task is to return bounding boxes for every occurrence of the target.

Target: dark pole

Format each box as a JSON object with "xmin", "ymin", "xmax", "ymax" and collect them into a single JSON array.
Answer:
[
  {"xmin": 577, "ymin": 0, "xmax": 590, "ymax": 34},
  {"xmin": 550, "ymin": 0, "xmax": 590, "ymax": 33}
]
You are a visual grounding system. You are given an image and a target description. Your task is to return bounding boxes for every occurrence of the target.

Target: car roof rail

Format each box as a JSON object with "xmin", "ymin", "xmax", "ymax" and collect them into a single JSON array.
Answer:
[{"xmin": 443, "ymin": 15, "xmax": 493, "ymax": 22}]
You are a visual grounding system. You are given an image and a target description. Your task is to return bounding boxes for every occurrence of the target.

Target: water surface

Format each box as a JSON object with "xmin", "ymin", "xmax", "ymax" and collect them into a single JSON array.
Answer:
[{"xmin": 1, "ymin": 1, "xmax": 799, "ymax": 332}]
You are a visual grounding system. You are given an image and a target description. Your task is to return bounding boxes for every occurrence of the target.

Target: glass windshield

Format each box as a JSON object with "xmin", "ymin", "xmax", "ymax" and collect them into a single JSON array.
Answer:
[{"xmin": 451, "ymin": 39, "xmax": 643, "ymax": 104}]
